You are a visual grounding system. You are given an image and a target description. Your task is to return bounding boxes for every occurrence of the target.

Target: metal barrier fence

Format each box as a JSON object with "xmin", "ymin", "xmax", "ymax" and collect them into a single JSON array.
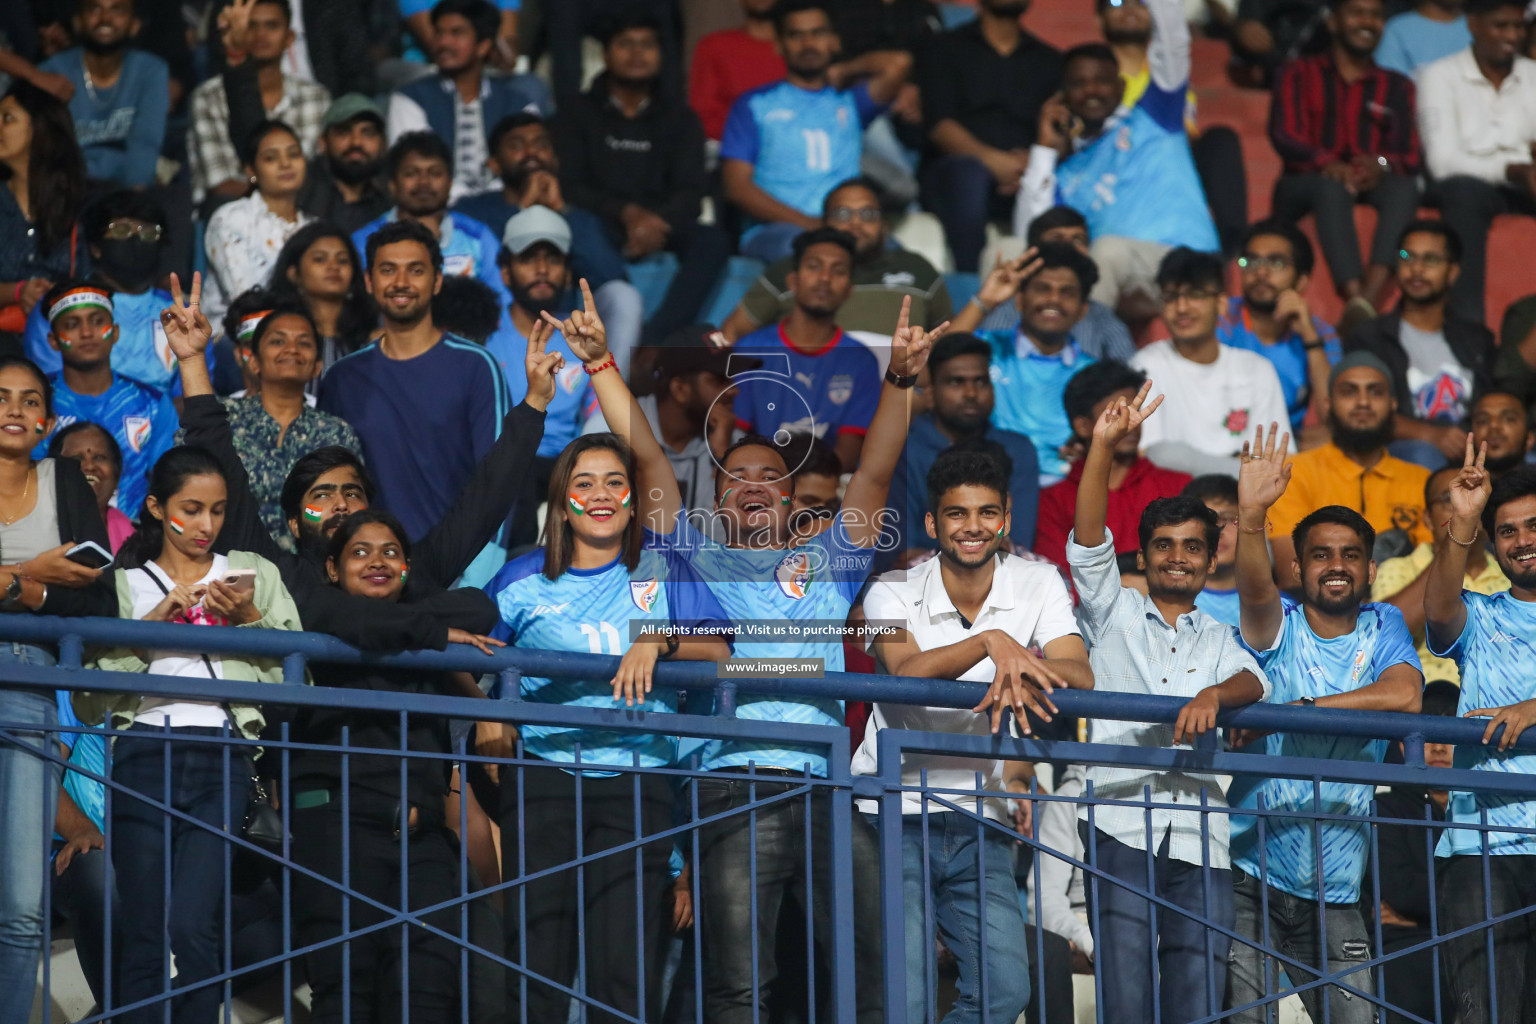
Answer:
[{"xmin": 2, "ymin": 614, "xmax": 1534, "ymax": 1024}]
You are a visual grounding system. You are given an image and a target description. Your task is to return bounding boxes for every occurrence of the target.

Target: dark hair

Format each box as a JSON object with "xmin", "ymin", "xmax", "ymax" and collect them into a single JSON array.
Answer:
[
  {"xmin": 1465, "ymin": 0, "xmax": 1525, "ymax": 15},
  {"xmin": 1398, "ymin": 218, "xmax": 1462, "ymax": 263},
  {"xmin": 267, "ymin": 222, "xmax": 377, "ymax": 352},
  {"xmin": 779, "ymin": 431, "xmax": 842, "ymax": 480},
  {"xmin": 822, "ymin": 176, "xmax": 883, "ymax": 216},
  {"xmin": 1472, "ymin": 389, "xmax": 1533, "ymax": 430},
  {"xmin": 928, "ymin": 333, "xmax": 992, "ymax": 379},
  {"xmin": 1138, "ymin": 496, "xmax": 1220, "ymax": 554},
  {"xmin": 365, "ymin": 219, "xmax": 443, "ymax": 274},
  {"xmin": 47, "ymin": 420, "xmax": 122, "ymax": 475},
  {"xmin": 488, "ymin": 112, "xmax": 546, "ymax": 152},
  {"xmin": 116, "ymin": 446, "xmax": 227, "ymax": 568},
  {"xmin": 0, "ymin": 354, "xmax": 54, "ymax": 416},
  {"xmin": 430, "ymin": 0, "xmax": 500, "ymax": 41},
  {"xmin": 432, "ymin": 276, "xmax": 503, "ymax": 343},
  {"xmin": 250, "ymin": 0, "xmax": 292, "ymax": 24},
  {"xmin": 946, "ymin": 435, "xmax": 1015, "ymax": 480},
  {"xmin": 1062, "ymin": 42, "xmax": 1118, "ymax": 74},
  {"xmin": 280, "ymin": 446, "xmax": 375, "ymax": 524},
  {"xmin": 1026, "ymin": 206, "xmax": 1089, "ymax": 249},
  {"xmin": 239, "ymin": 118, "xmax": 300, "ymax": 171},
  {"xmin": 385, "ymin": 130, "xmax": 452, "ymax": 181},
  {"xmin": 926, "ymin": 448, "xmax": 1011, "ymax": 516},
  {"xmin": 1241, "ymin": 218, "xmax": 1315, "ymax": 277},
  {"xmin": 326, "ymin": 508, "xmax": 412, "ymax": 571},
  {"xmin": 1182, "ymin": 474, "xmax": 1239, "ymax": 506},
  {"xmin": 1156, "ymin": 246, "xmax": 1226, "ymax": 293},
  {"xmin": 1062, "ymin": 359, "xmax": 1147, "ymax": 427},
  {"xmin": 1421, "ymin": 678, "xmax": 1460, "ymax": 718},
  {"xmin": 249, "ymin": 303, "xmax": 321, "ymax": 350},
  {"xmin": 542, "ymin": 433, "xmax": 643, "ymax": 579},
  {"xmin": 1292, "ymin": 504, "xmax": 1376, "ymax": 557},
  {"xmin": 791, "ymin": 227, "xmax": 857, "ymax": 269},
  {"xmin": 1483, "ymin": 467, "xmax": 1536, "ymax": 539},
  {"xmin": 82, "ymin": 188, "xmax": 167, "ymax": 243},
  {"xmin": 0, "ymin": 80, "xmax": 87, "ymax": 253},
  {"xmin": 598, "ymin": 5, "xmax": 664, "ymax": 45},
  {"xmin": 714, "ymin": 433, "xmax": 793, "ymax": 495},
  {"xmin": 771, "ymin": 0, "xmax": 833, "ymax": 33},
  {"xmin": 223, "ymin": 286, "xmax": 278, "ymax": 344},
  {"xmin": 1032, "ymin": 241, "xmax": 1100, "ymax": 296}
]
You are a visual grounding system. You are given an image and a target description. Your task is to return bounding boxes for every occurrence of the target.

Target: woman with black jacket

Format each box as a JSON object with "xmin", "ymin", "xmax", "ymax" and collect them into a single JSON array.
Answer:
[{"xmin": 0, "ymin": 353, "xmax": 117, "ymax": 1024}]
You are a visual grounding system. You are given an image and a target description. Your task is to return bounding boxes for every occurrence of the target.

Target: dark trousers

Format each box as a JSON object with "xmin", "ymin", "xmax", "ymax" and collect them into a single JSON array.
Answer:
[
  {"xmin": 1272, "ymin": 171, "xmax": 1420, "ymax": 288},
  {"xmin": 53, "ymin": 847, "xmax": 119, "ymax": 1010},
  {"xmin": 290, "ymin": 794, "xmax": 466, "ymax": 1024},
  {"xmin": 1378, "ymin": 924, "xmax": 1455, "ymax": 1024},
  {"xmin": 112, "ymin": 727, "xmax": 245, "ymax": 1024},
  {"xmin": 499, "ymin": 764, "xmax": 674, "ymax": 1024},
  {"xmin": 1438, "ymin": 854, "xmax": 1536, "ymax": 1024},
  {"xmin": 1024, "ymin": 924, "xmax": 1075, "ymax": 1024},
  {"xmin": 919, "ymin": 155, "xmax": 1015, "ymax": 273},
  {"xmin": 694, "ymin": 775, "xmax": 884, "ymax": 1024},
  {"xmin": 1433, "ymin": 176, "xmax": 1536, "ymax": 325},
  {"xmin": 1192, "ymin": 127, "xmax": 1249, "ymax": 257},
  {"xmin": 631, "ymin": 220, "xmax": 734, "ymax": 347}
]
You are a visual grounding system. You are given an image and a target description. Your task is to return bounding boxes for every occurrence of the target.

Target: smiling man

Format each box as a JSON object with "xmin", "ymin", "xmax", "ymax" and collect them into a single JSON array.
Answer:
[{"xmin": 1471, "ymin": 389, "xmax": 1534, "ymax": 478}]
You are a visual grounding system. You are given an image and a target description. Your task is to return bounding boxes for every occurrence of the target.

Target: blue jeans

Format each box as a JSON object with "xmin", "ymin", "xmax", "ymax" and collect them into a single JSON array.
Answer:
[
  {"xmin": 903, "ymin": 813, "xmax": 1030, "ymax": 1024},
  {"xmin": 1084, "ymin": 824, "xmax": 1235, "ymax": 1024},
  {"xmin": 112, "ymin": 726, "xmax": 246, "ymax": 1024},
  {"xmin": 0, "ymin": 645, "xmax": 60, "ymax": 1024}
]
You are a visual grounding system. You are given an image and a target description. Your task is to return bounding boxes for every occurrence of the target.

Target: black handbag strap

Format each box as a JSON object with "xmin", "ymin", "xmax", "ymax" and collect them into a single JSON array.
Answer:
[{"xmin": 139, "ymin": 564, "xmax": 220, "ymax": 680}]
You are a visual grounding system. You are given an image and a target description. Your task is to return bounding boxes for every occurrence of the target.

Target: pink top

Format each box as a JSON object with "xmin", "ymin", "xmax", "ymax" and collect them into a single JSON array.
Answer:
[{"xmin": 106, "ymin": 507, "xmax": 135, "ymax": 554}]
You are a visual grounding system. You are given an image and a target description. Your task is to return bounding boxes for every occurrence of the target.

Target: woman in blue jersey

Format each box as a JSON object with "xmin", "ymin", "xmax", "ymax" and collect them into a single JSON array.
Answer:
[{"xmin": 485, "ymin": 315, "xmax": 730, "ymax": 1024}]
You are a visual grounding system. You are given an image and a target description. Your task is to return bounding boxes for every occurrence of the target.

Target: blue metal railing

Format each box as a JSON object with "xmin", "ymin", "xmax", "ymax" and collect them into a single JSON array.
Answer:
[{"xmin": 2, "ymin": 614, "xmax": 1533, "ymax": 1024}]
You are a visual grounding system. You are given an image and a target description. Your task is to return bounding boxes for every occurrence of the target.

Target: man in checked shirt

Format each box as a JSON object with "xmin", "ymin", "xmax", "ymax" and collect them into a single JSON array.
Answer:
[{"xmin": 1065, "ymin": 379, "xmax": 1271, "ymax": 1024}]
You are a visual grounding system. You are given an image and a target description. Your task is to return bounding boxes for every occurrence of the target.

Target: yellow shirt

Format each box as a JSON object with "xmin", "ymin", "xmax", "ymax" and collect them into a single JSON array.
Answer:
[
  {"xmin": 1120, "ymin": 64, "xmax": 1200, "ymax": 136},
  {"xmin": 1372, "ymin": 542, "xmax": 1510, "ymax": 685},
  {"xmin": 1267, "ymin": 442, "xmax": 1433, "ymax": 548}
]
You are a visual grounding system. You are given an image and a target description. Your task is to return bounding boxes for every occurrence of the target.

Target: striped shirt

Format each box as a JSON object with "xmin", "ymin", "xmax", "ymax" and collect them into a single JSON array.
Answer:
[{"xmin": 1269, "ymin": 54, "xmax": 1422, "ymax": 175}]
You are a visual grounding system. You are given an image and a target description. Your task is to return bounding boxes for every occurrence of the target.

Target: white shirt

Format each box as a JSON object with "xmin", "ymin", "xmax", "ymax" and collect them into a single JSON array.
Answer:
[
  {"xmin": 1416, "ymin": 47, "xmax": 1536, "ymax": 185},
  {"xmin": 281, "ymin": 0, "xmax": 315, "ymax": 85},
  {"xmin": 387, "ymin": 76, "xmax": 500, "ymax": 203},
  {"xmin": 1132, "ymin": 339, "xmax": 1289, "ymax": 459},
  {"xmin": 202, "ymin": 193, "xmax": 313, "ymax": 326},
  {"xmin": 851, "ymin": 553, "xmax": 1082, "ymax": 822},
  {"xmin": 1066, "ymin": 529, "xmax": 1269, "ymax": 868},
  {"xmin": 129, "ymin": 556, "xmax": 232, "ymax": 729}
]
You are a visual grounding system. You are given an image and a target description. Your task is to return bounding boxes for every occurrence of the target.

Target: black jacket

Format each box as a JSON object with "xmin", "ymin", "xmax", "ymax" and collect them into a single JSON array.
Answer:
[
  {"xmin": 1, "ymin": 458, "xmax": 118, "ymax": 619},
  {"xmin": 1344, "ymin": 312, "xmax": 1496, "ymax": 423},
  {"xmin": 552, "ymin": 74, "xmax": 709, "ymax": 233},
  {"xmin": 297, "ymin": 158, "xmax": 393, "ymax": 239}
]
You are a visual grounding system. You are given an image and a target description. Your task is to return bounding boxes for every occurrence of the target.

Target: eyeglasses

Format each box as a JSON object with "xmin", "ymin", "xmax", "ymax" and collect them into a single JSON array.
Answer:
[
  {"xmin": 1161, "ymin": 287, "xmax": 1222, "ymax": 304},
  {"xmin": 828, "ymin": 207, "xmax": 882, "ymax": 224},
  {"xmin": 1398, "ymin": 249, "xmax": 1448, "ymax": 267},
  {"xmin": 1237, "ymin": 253, "xmax": 1292, "ymax": 272},
  {"xmin": 102, "ymin": 220, "xmax": 163, "ymax": 243}
]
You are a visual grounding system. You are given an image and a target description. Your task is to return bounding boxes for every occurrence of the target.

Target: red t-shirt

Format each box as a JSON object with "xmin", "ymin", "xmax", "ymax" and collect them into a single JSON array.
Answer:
[
  {"xmin": 1034, "ymin": 457, "xmax": 1193, "ymax": 571},
  {"xmin": 689, "ymin": 29, "xmax": 787, "ymax": 140}
]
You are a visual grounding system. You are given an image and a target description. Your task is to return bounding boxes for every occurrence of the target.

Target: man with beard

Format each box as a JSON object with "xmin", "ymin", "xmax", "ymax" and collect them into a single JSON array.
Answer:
[
  {"xmin": 851, "ymin": 448, "xmax": 1091, "ymax": 1024},
  {"xmin": 1067, "ymin": 382, "xmax": 1267, "ymax": 1024},
  {"xmin": 1269, "ymin": 0, "xmax": 1422, "ymax": 313},
  {"xmin": 1217, "ymin": 221, "xmax": 1341, "ymax": 434},
  {"xmin": 387, "ymin": 0, "xmax": 551, "ymax": 203},
  {"xmin": 1345, "ymin": 220, "xmax": 1496, "ymax": 467},
  {"xmin": 1226, "ymin": 423, "xmax": 1423, "ymax": 1024},
  {"xmin": 37, "ymin": 0, "xmax": 168, "ymax": 189},
  {"xmin": 731, "ymin": 228, "xmax": 882, "ymax": 471},
  {"xmin": 320, "ymin": 219, "xmax": 517, "ymax": 586},
  {"xmin": 296, "ymin": 94, "xmax": 392, "ymax": 237},
  {"xmin": 721, "ymin": 0, "xmax": 909, "ymax": 263},
  {"xmin": 1471, "ymin": 389, "xmax": 1534, "ymax": 478},
  {"xmin": 1425, "ymin": 450, "xmax": 1536, "ymax": 1024},
  {"xmin": 721, "ymin": 177, "xmax": 952, "ymax": 341},
  {"xmin": 1265, "ymin": 352, "xmax": 1432, "ymax": 588}
]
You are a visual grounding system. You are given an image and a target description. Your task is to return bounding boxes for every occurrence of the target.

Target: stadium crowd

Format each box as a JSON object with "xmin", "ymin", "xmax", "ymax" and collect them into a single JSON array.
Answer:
[{"xmin": 1, "ymin": 0, "xmax": 1535, "ymax": 1020}]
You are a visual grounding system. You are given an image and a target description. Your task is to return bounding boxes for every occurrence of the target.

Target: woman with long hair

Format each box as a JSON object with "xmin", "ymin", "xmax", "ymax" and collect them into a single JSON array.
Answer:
[
  {"xmin": 484, "ymin": 314, "xmax": 732, "ymax": 1024},
  {"xmin": 81, "ymin": 445, "xmax": 301, "ymax": 1024},
  {"xmin": 267, "ymin": 221, "xmax": 378, "ymax": 374},
  {"xmin": 46, "ymin": 420, "xmax": 134, "ymax": 551},
  {"xmin": 0, "ymin": 80, "xmax": 90, "ymax": 330},
  {"xmin": 202, "ymin": 120, "xmax": 311, "ymax": 326},
  {"xmin": 0, "ymin": 352, "xmax": 116, "ymax": 1023}
]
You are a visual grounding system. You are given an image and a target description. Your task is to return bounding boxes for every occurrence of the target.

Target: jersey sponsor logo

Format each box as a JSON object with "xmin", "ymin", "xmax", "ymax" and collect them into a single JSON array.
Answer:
[
  {"xmin": 774, "ymin": 550, "xmax": 815, "ymax": 600},
  {"xmin": 443, "ymin": 253, "xmax": 474, "ymax": 277},
  {"xmin": 54, "ymin": 414, "xmax": 79, "ymax": 432},
  {"xmin": 124, "ymin": 416, "xmax": 152, "ymax": 453},
  {"xmin": 1489, "ymin": 630, "xmax": 1522, "ymax": 644},
  {"xmin": 827, "ymin": 374, "xmax": 853, "ymax": 406},
  {"xmin": 532, "ymin": 602, "xmax": 571, "ymax": 616},
  {"xmin": 881, "ymin": 271, "xmax": 916, "ymax": 287},
  {"xmin": 795, "ymin": 371, "xmax": 816, "ymax": 389},
  {"xmin": 764, "ymin": 108, "xmax": 796, "ymax": 123},
  {"xmin": 630, "ymin": 578, "xmax": 660, "ymax": 613},
  {"xmin": 1349, "ymin": 645, "xmax": 1369, "ymax": 685}
]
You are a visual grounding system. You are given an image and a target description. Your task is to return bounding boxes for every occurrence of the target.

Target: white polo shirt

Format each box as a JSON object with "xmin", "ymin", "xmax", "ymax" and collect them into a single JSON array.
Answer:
[{"xmin": 851, "ymin": 552, "xmax": 1080, "ymax": 822}]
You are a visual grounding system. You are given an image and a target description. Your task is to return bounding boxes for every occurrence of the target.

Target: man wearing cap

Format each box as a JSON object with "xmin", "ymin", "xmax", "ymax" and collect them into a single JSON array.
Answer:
[
  {"xmin": 36, "ymin": 281, "xmax": 178, "ymax": 519},
  {"xmin": 298, "ymin": 93, "xmax": 393, "ymax": 237},
  {"xmin": 1264, "ymin": 350, "xmax": 1433, "ymax": 589}
]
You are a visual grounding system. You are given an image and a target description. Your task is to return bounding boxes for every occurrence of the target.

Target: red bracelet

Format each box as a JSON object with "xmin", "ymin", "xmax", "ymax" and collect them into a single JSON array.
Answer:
[
  {"xmin": 583, "ymin": 356, "xmax": 616, "ymax": 376},
  {"xmin": 11, "ymin": 281, "xmax": 22, "ymax": 306}
]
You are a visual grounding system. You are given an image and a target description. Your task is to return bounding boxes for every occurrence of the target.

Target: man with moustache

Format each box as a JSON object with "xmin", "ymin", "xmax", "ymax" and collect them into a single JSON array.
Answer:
[
  {"xmin": 1226, "ymin": 423, "xmax": 1424, "ymax": 1024},
  {"xmin": 1425, "ymin": 450, "xmax": 1536, "ymax": 1024},
  {"xmin": 1265, "ymin": 352, "xmax": 1432, "ymax": 589},
  {"xmin": 1066, "ymin": 382, "xmax": 1267, "ymax": 1024},
  {"xmin": 1471, "ymin": 389, "xmax": 1534, "ymax": 478},
  {"xmin": 297, "ymin": 94, "xmax": 392, "ymax": 236}
]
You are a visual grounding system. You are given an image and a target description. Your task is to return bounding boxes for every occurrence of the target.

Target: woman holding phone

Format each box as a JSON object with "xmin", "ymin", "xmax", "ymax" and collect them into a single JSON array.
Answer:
[{"xmin": 80, "ymin": 445, "xmax": 301, "ymax": 1024}]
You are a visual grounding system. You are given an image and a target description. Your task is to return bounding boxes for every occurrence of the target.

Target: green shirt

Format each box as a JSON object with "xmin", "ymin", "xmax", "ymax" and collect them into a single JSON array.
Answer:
[{"xmin": 737, "ymin": 248, "xmax": 953, "ymax": 334}]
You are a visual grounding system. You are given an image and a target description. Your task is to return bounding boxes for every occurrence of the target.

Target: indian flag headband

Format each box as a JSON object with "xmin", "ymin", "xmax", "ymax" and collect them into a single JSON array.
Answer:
[
  {"xmin": 47, "ymin": 287, "xmax": 114, "ymax": 325},
  {"xmin": 237, "ymin": 310, "xmax": 274, "ymax": 343}
]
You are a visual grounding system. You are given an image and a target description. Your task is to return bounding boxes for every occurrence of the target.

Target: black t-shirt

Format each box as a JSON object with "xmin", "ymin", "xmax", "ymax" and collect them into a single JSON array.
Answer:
[{"xmin": 917, "ymin": 22, "xmax": 1063, "ymax": 154}]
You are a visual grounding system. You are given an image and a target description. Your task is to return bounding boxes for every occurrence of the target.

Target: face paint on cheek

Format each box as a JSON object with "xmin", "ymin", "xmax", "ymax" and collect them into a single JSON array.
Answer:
[
  {"xmin": 168, "ymin": 517, "xmax": 185, "ymax": 536},
  {"xmin": 401, "ymin": 567, "xmax": 409, "ymax": 583},
  {"xmin": 997, "ymin": 522, "xmax": 1006, "ymax": 539},
  {"xmin": 718, "ymin": 487, "xmax": 734, "ymax": 507},
  {"xmin": 34, "ymin": 420, "xmax": 46, "ymax": 435},
  {"xmin": 567, "ymin": 492, "xmax": 588, "ymax": 516},
  {"xmin": 618, "ymin": 487, "xmax": 632, "ymax": 509},
  {"xmin": 302, "ymin": 505, "xmax": 323, "ymax": 523},
  {"xmin": 781, "ymin": 492, "xmax": 792, "ymax": 506}
]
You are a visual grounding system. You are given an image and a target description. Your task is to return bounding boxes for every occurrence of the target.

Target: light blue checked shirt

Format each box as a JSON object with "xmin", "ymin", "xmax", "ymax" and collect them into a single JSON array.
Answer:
[{"xmin": 1067, "ymin": 529, "xmax": 1270, "ymax": 868}]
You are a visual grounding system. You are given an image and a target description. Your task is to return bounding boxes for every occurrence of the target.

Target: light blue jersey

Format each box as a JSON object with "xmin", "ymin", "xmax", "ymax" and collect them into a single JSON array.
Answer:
[
  {"xmin": 720, "ymin": 80, "xmax": 883, "ymax": 240},
  {"xmin": 1194, "ymin": 586, "xmax": 1241, "ymax": 629},
  {"xmin": 486, "ymin": 546, "xmax": 729, "ymax": 773},
  {"xmin": 1229, "ymin": 599, "xmax": 1421, "ymax": 902},
  {"xmin": 25, "ymin": 289, "xmax": 217, "ymax": 395},
  {"xmin": 657, "ymin": 512, "xmax": 873, "ymax": 776},
  {"xmin": 37, "ymin": 373, "xmax": 178, "ymax": 518},
  {"xmin": 1434, "ymin": 591, "xmax": 1536, "ymax": 857},
  {"xmin": 484, "ymin": 312, "xmax": 594, "ymax": 458},
  {"xmin": 55, "ymin": 692, "xmax": 106, "ymax": 833},
  {"xmin": 979, "ymin": 330, "xmax": 1094, "ymax": 485}
]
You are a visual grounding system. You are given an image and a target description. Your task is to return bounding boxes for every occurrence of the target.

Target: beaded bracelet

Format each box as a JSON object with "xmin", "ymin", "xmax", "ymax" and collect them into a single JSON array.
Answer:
[
  {"xmin": 583, "ymin": 356, "xmax": 617, "ymax": 376},
  {"xmin": 1443, "ymin": 518, "xmax": 1478, "ymax": 547}
]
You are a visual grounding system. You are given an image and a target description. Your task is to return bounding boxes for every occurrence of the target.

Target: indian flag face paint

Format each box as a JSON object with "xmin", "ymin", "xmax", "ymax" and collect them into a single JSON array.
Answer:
[
  {"xmin": 34, "ymin": 420, "xmax": 46, "ymax": 435},
  {"xmin": 168, "ymin": 517, "xmax": 186, "ymax": 536},
  {"xmin": 719, "ymin": 487, "xmax": 734, "ymax": 506},
  {"xmin": 618, "ymin": 487, "xmax": 632, "ymax": 509},
  {"xmin": 567, "ymin": 492, "xmax": 588, "ymax": 516},
  {"xmin": 303, "ymin": 505, "xmax": 323, "ymax": 524},
  {"xmin": 780, "ymin": 492, "xmax": 792, "ymax": 506},
  {"xmin": 997, "ymin": 522, "xmax": 1006, "ymax": 539}
]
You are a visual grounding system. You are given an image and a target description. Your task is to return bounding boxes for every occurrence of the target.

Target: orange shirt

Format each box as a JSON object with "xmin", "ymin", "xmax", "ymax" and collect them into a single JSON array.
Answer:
[{"xmin": 1267, "ymin": 442, "xmax": 1432, "ymax": 546}]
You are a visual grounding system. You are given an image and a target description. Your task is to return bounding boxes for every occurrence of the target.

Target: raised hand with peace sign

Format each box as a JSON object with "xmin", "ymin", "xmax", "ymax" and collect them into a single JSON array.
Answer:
[
  {"xmin": 521, "ymin": 317, "xmax": 565, "ymax": 413},
  {"xmin": 161, "ymin": 272, "xmax": 213, "ymax": 361},
  {"xmin": 540, "ymin": 278, "xmax": 608, "ymax": 367}
]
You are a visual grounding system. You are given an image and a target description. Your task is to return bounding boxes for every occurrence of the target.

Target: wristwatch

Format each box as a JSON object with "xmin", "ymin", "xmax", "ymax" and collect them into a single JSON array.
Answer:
[
  {"xmin": 1, "ymin": 572, "xmax": 23, "ymax": 607},
  {"xmin": 885, "ymin": 368, "xmax": 919, "ymax": 389},
  {"xmin": 1300, "ymin": 696, "xmax": 1316, "ymax": 707}
]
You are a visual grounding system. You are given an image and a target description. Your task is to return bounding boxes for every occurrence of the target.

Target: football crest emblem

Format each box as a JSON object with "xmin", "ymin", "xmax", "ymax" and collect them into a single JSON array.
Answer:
[
  {"xmin": 774, "ymin": 550, "xmax": 814, "ymax": 600},
  {"xmin": 630, "ymin": 578, "xmax": 660, "ymax": 613},
  {"xmin": 124, "ymin": 416, "xmax": 152, "ymax": 453}
]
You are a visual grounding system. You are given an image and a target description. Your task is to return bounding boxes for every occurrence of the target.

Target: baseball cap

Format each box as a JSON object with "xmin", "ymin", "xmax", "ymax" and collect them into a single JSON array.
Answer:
[
  {"xmin": 322, "ymin": 93, "xmax": 384, "ymax": 130},
  {"xmin": 652, "ymin": 324, "xmax": 762, "ymax": 382},
  {"xmin": 1328, "ymin": 350, "xmax": 1393, "ymax": 391},
  {"xmin": 501, "ymin": 206, "xmax": 572, "ymax": 256}
]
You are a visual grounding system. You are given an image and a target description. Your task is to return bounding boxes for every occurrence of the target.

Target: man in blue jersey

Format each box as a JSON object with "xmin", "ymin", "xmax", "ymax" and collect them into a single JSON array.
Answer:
[
  {"xmin": 320, "ymin": 219, "xmax": 514, "ymax": 586},
  {"xmin": 720, "ymin": 0, "xmax": 909, "ymax": 262},
  {"xmin": 1425, "ymin": 445, "xmax": 1536, "ymax": 1023},
  {"xmin": 730, "ymin": 227, "xmax": 882, "ymax": 471},
  {"xmin": 1226, "ymin": 423, "xmax": 1425, "ymax": 1024},
  {"xmin": 1016, "ymin": 0, "xmax": 1218, "ymax": 320},
  {"xmin": 37, "ymin": 282, "xmax": 177, "ymax": 519}
]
